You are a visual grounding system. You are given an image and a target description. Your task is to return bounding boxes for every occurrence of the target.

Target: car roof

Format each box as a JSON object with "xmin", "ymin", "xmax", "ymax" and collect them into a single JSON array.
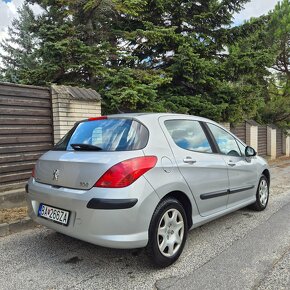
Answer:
[{"xmin": 107, "ymin": 112, "xmax": 213, "ymax": 123}]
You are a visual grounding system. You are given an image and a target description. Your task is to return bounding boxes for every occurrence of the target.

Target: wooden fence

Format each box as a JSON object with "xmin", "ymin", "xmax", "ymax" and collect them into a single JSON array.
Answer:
[
  {"xmin": 0, "ymin": 83, "xmax": 53, "ymax": 192},
  {"xmin": 230, "ymin": 123, "xmax": 247, "ymax": 143},
  {"xmin": 229, "ymin": 121, "xmax": 289, "ymax": 159},
  {"xmin": 0, "ymin": 82, "xmax": 289, "ymax": 194},
  {"xmin": 257, "ymin": 125, "xmax": 267, "ymax": 157},
  {"xmin": 276, "ymin": 128, "xmax": 283, "ymax": 157}
]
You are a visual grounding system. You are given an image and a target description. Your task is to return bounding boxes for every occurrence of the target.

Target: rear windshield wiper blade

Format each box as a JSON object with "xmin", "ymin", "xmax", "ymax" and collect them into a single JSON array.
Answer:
[{"xmin": 70, "ymin": 143, "xmax": 103, "ymax": 151}]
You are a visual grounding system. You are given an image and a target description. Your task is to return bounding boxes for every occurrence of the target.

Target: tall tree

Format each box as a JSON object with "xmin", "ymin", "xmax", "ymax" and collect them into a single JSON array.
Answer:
[
  {"xmin": 24, "ymin": 0, "xmax": 116, "ymax": 86},
  {"xmin": 225, "ymin": 15, "xmax": 276, "ymax": 123},
  {"xmin": 0, "ymin": 4, "xmax": 38, "ymax": 83},
  {"xmin": 259, "ymin": 0, "xmax": 290, "ymax": 129},
  {"xmin": 106, "ymin": 0, "xmax": 270, "ymax": 121},
  {"xmin": 1, "ymin": 0, "xmax": 278, "ymax": 123},
  {"xmin": 2, "ymin": 0, "xmax": 173, "ymax": 112}
]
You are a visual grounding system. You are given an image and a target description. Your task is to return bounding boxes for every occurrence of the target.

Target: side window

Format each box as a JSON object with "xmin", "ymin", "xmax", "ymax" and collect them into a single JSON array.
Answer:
[
  {"xmin": 207, "ymin": 123, "xmax": 241, "ymax": 157},
  {"xmin": 164, "ymin": 120, "xmax": 212, "ymax": 153}
]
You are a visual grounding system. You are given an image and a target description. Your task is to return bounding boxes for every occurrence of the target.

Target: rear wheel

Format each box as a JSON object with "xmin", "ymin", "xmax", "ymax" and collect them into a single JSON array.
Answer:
[
  {"xmin": 146, "ymin": 198, "xmax": 188, "ymax": 267},
  {"xmin": 249, "ymin": 175, "xmax": 269, "ymax": 211}
]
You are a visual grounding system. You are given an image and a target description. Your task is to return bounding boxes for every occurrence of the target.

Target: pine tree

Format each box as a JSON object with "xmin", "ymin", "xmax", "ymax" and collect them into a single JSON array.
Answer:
[
  {"xmin": 1, "ymin": 0, "xmax": 279, "ymax": 123},
  {"xmin": 0, "ymin": 4, "xmax": 38, "ymax": 83},
  {"xmin": 108, "ymin": 0, "xmax": 270, "ymax": 122},
  {"xmin": 259, "ymin": 0, "xmax": 290, "ymax": 129},
  {"xmin": 18, "ymin": 0, "xmax": 170, "ymax": 112},
  {"xmin": 22, "ymin": 0, "xmax": 117, "ymax": 86}
]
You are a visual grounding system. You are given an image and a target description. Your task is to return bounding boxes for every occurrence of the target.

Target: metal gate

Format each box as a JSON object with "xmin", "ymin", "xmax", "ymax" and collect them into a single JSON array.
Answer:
[{"xmin": 0, "ymin": 83, "xmax": 53, "ymax": 192}]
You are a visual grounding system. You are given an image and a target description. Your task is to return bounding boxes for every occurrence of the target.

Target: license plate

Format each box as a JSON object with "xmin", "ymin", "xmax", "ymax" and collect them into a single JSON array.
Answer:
[{"xmin": 38, "ymin": 204, "xmax": 70, "ymax": 226}]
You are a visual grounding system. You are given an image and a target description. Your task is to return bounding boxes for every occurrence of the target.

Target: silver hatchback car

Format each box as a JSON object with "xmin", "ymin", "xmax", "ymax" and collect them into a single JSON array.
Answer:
[{"xmin": 26, "ymin": 113, "xmax": 270, "ymax": 267}]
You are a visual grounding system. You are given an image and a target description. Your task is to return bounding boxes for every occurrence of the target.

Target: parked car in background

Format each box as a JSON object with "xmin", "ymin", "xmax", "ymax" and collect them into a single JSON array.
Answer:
[{"xmin": 26, "ymin": 113, "xmax": 270, "ymax": 267}]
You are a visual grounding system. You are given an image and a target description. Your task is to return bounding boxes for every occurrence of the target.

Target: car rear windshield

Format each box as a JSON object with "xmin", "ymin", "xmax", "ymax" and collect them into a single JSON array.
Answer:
[{"xmin": 53, "ymin": 118, "xmax": 149, "ymax": 151}]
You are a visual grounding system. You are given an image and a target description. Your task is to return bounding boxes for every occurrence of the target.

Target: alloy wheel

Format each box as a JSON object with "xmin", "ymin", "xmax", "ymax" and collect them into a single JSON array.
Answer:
[
  {"xmin": 259, "ymin": 179, "xmax": 268, "ymax": 206},
  {"xmin": 157, "ymin": 208, "xmax": 185, "ymax": 257}
]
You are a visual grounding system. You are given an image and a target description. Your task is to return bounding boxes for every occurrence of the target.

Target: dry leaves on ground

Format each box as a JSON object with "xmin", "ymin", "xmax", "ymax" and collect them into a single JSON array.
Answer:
[{"xmin": 0, "ymin": 207, "xmax": 28, "ymax": 224}]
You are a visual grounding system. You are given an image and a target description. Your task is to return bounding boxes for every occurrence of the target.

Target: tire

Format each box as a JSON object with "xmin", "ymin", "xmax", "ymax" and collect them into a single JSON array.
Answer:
[
  {"xmin": 146, "ymin": 197, "xmax": 188, "ymax": 267},
  {"xmin": 249, "ymin": 175, "xmax": 269, "ymax": 211}
]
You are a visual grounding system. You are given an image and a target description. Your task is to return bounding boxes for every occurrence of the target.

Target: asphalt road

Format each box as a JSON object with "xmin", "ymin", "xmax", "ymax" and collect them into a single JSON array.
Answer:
[{"xmin": 1, "ymin": 160, "xmax": 290, "ymax": 290}]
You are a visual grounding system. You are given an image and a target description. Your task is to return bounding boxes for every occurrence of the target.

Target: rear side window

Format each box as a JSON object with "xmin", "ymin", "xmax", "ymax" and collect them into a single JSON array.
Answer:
[
  {"xmin": 164, "ymin": 120, "xmax": 212, "ymax": 153},
  {"xmin": 53, "ymin": 118, "xmax": 149, "ymax": 151}
]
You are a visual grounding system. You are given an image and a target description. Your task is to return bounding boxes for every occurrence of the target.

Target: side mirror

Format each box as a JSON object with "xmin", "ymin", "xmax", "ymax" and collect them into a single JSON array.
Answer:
[{"xmin": 245, "ymin": 146, "xmax": 256, "ymax": 157}]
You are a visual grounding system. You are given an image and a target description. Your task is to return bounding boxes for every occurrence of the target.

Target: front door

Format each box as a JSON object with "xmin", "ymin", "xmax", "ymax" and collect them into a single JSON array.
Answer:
[{"xmin": 206, "ymin": 123, "xmax": 257, "ymax": 207}]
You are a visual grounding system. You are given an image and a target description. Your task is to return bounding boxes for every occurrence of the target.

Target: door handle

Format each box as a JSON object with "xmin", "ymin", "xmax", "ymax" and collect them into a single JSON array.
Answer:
[
  {"xmin": 228, "ymin": 160, "xmax": 236, "ymax": 167},
  {"xmin": 183, "ymin": 157, "xmax": 196, "ymax": 164}
]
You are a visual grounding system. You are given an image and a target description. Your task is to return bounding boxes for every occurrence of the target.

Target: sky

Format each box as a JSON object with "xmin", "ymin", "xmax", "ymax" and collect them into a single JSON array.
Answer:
[
  {"xmin": 0, "ymin": 0, "xmax": 42, "ymax": 42},
  {"xmin": 0, "ymin": 0, "xmax": 281, "ymax": 43},
  {"xmin": 233, "ymin": 0, "xmax": 280, "ymax": 25}
]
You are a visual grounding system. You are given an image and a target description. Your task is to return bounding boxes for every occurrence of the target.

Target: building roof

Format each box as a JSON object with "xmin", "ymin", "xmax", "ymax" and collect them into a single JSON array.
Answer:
[
  {"xmin": 246, "ymin": 119, "xmax": 260, "ymax": 126},
  {"xmin": 66, "ymin": 86, "xmax": 102, "ymax": 101}
]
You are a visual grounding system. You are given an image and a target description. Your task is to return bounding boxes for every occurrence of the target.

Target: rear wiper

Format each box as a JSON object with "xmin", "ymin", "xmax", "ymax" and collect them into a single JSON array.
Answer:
[{"xmin": 71, "ymin": 143, "xmax": 103, "ymax": 151}]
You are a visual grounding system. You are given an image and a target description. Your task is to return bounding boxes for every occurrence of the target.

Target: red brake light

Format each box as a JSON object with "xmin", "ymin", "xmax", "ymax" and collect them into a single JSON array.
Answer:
[
  {"xmin": 88, "ymin": 116, "xmax": 107, "ymax": 121},
  {"xmin": 31, "ymin": 166, "xmax": 35, "ymax": 178},
  {"xmin": 95, "ymin": 156, "xmax": 157, "ymax": 188}
]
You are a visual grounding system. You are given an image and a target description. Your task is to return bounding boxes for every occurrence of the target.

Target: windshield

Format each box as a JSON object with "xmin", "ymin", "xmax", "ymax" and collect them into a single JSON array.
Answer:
[{"xmin": 53, "ymin": 118, "xmax": 149, "ymax": 151}]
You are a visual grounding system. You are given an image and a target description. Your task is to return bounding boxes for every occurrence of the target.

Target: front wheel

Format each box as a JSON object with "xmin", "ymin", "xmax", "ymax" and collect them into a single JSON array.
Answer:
[
  {"xmin": 146, "ymin": 198, "xmax": 188, "ymax": 267},
  {"xmin": 249, "ymin": 175, "xmax": 269, "ymax": 211}
]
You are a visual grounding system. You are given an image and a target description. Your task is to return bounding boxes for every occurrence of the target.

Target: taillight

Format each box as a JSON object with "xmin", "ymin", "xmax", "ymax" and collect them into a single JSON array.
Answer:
[
  {"xmin": 31, "ymin": 166, "xmax": 35, "ymax": 178},
  {"xmin": 95, "ymin": 156, "xmax": 157, "ymax": 188}
]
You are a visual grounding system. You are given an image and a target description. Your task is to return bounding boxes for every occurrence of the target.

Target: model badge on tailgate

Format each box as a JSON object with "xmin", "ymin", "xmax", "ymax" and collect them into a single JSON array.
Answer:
[{"xmin": 80, "ymin": 181, "xmax": 89, "ymax": 188}]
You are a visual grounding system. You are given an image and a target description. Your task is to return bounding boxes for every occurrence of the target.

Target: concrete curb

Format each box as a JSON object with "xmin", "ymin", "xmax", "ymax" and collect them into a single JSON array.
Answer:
[{"xmin": 0, "ymin": 217, "xmax": 37, "ymax": 237}]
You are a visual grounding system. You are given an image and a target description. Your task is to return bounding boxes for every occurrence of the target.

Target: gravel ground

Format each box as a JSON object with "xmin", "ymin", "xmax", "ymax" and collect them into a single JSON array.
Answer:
[
  {"xmin": 155, "ymin": 195, "xmax": 290, "ymax": 290},
  {"xmin": 268, "ymin": 158, "xmax": 290, "ymax": 196},
  {"xmin": 0, "ymin": 159, "xmax": 290, "ymax": 290},
  {"xmin": 257, "ymin": 247, "xmax": 290, "ymax": 290}
]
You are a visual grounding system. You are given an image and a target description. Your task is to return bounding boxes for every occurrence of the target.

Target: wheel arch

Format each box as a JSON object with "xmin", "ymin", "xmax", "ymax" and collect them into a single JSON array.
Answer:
[
  {"xmin": 262, "ymin": 169, "xmax": 270, "ymax": 187},
  {"xmin": 161, "ymin": 191, "xmax": 193, "ymax": 229}
]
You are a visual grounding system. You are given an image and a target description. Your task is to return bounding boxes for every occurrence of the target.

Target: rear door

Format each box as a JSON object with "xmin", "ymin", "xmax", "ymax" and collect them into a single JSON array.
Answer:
[
  {"xmin": 205, "ymin": 123, "xmax": 257, "ymax": 207},
  {"xmin": 160, "ymin": 117, "xmax": 229, "ymax": 217}
]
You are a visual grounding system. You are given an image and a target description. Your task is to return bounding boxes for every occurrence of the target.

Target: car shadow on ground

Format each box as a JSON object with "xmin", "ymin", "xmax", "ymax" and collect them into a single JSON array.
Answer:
[{"xmin": 28, "ymin": 227, "xmax": 155, "ymax": 273}]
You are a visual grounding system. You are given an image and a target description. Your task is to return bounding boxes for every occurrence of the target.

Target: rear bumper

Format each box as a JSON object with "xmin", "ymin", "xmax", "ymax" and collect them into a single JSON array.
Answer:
[{"xmin": 26, "ymin": 177, "xmax": 159, "ymax": 249}]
